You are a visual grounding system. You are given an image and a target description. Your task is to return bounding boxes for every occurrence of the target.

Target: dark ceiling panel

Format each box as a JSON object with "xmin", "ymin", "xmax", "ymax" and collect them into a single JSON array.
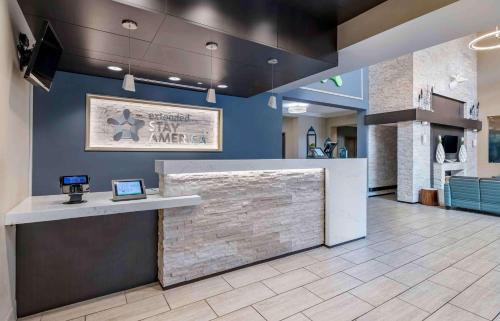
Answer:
[
  {"xmin": 17, "ymin": 0, "xmax": 386, "ymax": 97},
  {"xmin": 163, "ymin": 0, "xmax": 279, "ymax": 47},
  {"xmin": 280, "ymin": 0, "xmax": 387, "ymax": 25}
]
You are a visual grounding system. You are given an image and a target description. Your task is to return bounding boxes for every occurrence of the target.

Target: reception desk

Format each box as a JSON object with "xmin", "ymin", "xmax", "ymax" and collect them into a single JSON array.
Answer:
[{"xmin": 155, "ymin": 159, "xmax": 367, "ymax": 287}]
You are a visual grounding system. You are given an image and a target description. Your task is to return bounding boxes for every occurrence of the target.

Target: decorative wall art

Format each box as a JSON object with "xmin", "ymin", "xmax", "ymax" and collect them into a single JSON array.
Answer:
[
  {"xmin": 489, "ymin": 116, "xmax": 500, "ymax": 163},
  {"xmin": 86, "ymin": 94, "xmax": 222, "ymax": 151}
]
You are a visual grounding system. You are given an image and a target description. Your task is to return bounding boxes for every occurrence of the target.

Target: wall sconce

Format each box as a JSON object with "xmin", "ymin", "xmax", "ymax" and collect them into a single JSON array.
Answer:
[
  {"xmin": 449, "ymin": 74, "xmax": 468, "ymax": 89},
  {"xmin": 473, "ymin": 139, "xmax": 477, "ymax": 147}
]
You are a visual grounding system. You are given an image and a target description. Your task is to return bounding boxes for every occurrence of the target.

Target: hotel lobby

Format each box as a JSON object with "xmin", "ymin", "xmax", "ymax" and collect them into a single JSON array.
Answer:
[{"xmin": 1, "ymin": 1, "xmax": 500, "ymax": 321}]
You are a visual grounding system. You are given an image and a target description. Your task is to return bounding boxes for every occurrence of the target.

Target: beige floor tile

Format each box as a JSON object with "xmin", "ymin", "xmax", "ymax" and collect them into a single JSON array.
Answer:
[
  {"xmin": 282, "ymin": 313, "xmax": 310, "ymax": 321},
  {"xmin": 206, "ymin": 282, "xmax": 274, "ymax": 316},
  {"xmin": 304, "ymin": 257, "xmax": 354, "ymax": 278},
  {"xmin": 357, "ymin": 298, "xmax": 429, "ymax": 321},
  {"xmin": 164, "ymin": 276, "xmax": 232, "ymax": 309},
  {"xmin": 221, "ymin": 264, "xmax": 280, "ymax": 288},
  {"xmin": 398, "ymin": 281, "xmax": 458, "ymax": 313},
  {"xmin": 340, "ymin": 247, "xmax": 383, "ymax": 264},
  {"xmin": 213, "ymin": 307, "xmax": 265, "ymax": 321},
  {"xmin": 19, "ymin": 315, "xmax": 41, "ymax": 321},
  {"xmin": 40, "ymin": 292, "xmax": 126, "ymax": 321},
  {"xmin": 385, "ymin": 263, "xmax": 435, "ymax": 286},
  {"xmin": 413, "ymin": 253, "xmax": 458, "ymax": 272},
  {"xmin": 375, "ymin": 250, "xmax": 422, "ymax": 267},
  {"xmin": 253, "ymin": 287, "xmax": 322, "ymax": 321},
  {"xmin": 86, "ymin": 295, "xmax": 169, "ymax": 321},
  {"xmin": 425, "ymin": 304, "xmax": 488, "ymax": 321},
  {"xmin": 269, "ymin": 254, "xmax": 319, "ymax": 273},
  {"xmin": 305, "ymin": 272, "xmax": 363, "ymax": 300},
  {"xmin": 341, "ymin": 238, "xmax": 375, "ymax": 250},
  {"xmin": 344, "ymin": 260, "xmax": 394, "ymax": 282},
  {"xmin": 429, "ymin": 267, "xmax": 480, "ymax": 291},
  {"xmin": 451, "ymin": 284, "xmax": 500, "ymax": 320},
  {"xmin": 304, "ymin": 292, "xmax": 373, "ymax": 321},
  {"xmin": 369, "ymin": 240, "xmax": 406, "ymax": 253},
  {"xmin": 263, "ymin": 268, "xmax": 319, "ymax": 293},
  {"xmin": 305, "ymin": 246, "xmax": 350, "ymax": 261},
  {"xmin": 125, "ymin": 283, "xmax": 164, "ymax": 303},
  {"xmin": 142, "ymin": 301, "xmax": 216, "ymax": 321},
  {"xmin": 349, "ymin": 276, "xmax": 407, "ymax": 306},
  {"xmin": 453, "ymin": 256, "xmax": 498, "ymax": 276},
  {"xmin": 475, "ymin": 270, "xmax": 500, "ymax": 292}
]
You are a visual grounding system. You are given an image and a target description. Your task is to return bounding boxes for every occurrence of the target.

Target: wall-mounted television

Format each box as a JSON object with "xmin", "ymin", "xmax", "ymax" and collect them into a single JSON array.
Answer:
[
  {"xmin": 442, "ymin": 135, "xmax": 459, "ymax": 159},
  {"xmin": 24, "ymin": 21, "xmax": 63, "ymax": 92}
]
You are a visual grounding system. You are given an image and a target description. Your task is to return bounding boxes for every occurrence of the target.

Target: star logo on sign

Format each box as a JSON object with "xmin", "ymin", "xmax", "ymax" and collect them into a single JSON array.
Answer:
[{"xmin": 107, "ymin": 109, "xmax": 145, "ymax": 141}]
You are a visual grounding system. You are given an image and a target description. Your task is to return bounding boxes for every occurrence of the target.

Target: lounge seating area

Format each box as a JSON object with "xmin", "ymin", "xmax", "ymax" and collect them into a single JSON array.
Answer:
[{"xmin": 444, "ymin": 176, "xmax": 500, "ymax": 215}]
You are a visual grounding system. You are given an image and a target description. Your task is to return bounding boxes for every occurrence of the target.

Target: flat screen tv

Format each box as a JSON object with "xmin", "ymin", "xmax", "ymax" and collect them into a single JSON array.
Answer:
[
  {"xmin": 24, "ymin": 21, "xmax": 63, "ymax": 92},
  {"xmin": 442, "ymin": 135, "xmax": 459, "ymax": 159}
]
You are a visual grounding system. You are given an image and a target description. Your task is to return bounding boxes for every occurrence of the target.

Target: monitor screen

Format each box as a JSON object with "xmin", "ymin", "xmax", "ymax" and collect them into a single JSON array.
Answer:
[
  {"xmin": 115, "ymin": 180, "xmax": 144, "ymax": 196},
  {"xmin": 442, "ymin": 135, "xmax": 459, "ymax": 153},
  {"xmin": 25, "ymin": 21, "xmax": 63, "ymax": 91},
  {"xmin": 314, "ymin": 148, "xmax": 325, "ymax": 157},
  {"xmin": 62, "ymin": 175, "xmax": 88, "ymax": 185}
]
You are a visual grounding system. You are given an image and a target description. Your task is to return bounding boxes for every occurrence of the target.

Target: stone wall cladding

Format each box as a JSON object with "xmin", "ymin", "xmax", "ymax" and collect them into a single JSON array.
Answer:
[
  {"xmin": 368, "ymin": 125, "xmax": 397, "ymax": 189},
  {"xmin": 158, "ymin": 169, "xmax": 325, "ymax": 286}
]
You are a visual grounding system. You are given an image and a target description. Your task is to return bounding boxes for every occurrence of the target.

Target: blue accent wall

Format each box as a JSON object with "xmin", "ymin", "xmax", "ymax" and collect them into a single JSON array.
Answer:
[{"xmin": 32, "ymin": 72, "xmax": 282, "ymax": 195}]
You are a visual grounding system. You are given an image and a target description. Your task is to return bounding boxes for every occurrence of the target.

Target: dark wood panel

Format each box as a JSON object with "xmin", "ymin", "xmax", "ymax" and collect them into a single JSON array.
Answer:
[{"xmin": 16, "ymin": 211, "xmax": 158, "ymax": 317}]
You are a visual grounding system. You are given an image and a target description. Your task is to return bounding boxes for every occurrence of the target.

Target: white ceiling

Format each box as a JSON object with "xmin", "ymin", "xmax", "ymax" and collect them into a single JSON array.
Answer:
[{"xmin": 282, "ymin": 101, "xmax": 357, "ymax": 118}]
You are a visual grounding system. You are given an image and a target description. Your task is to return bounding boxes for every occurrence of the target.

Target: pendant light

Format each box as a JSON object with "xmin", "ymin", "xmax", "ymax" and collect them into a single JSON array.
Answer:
[
  {"xmin": 267, "ymin": 58, "xmax": 278, "ymax": 109},
  {"xmin": 122, "ymin": 19, "xmax": 138, "ymax": 92},
  {"xmin": 205, "ymin": 42, "xmax": 218, "ymax": 103},
  {"xmin": 469, "ymin": 26, "xmax": 500, "ymax": 51}
]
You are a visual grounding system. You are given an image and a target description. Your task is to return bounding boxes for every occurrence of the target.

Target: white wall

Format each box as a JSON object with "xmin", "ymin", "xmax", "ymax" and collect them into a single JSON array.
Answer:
[
  {"xmin": 0, "ymin": 1, "xmax": 32, "ymax": 320},
  {"xmin": 478, "ymin": 49, "xmax": 500, "ymax": 177}
]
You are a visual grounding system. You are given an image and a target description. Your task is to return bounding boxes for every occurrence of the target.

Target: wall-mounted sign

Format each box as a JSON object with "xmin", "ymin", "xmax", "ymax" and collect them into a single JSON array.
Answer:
[{"xmin": 86, "ymin": 94, "xmax": 222, "ymax": 151}]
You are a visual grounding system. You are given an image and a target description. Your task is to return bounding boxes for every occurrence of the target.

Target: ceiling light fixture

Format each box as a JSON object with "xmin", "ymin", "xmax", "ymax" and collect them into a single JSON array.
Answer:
[
  {"xmin": 267, "ymin": 58, "xmax": 278, "ymax": 109},
  {"xmin": 205, "ymin": 41, "xmax": 218, "ymax": 103},
  {"xmin": 469, "ymin": 26, "xmax": 500, "ymax": 51},
  {"xmin": 217, "ymin": 84, "xmax": 228, "ymax": 89},
  {"xmin": 107, "ymin": 66, "xmax": 123, "ymax": 71},
  {"xmin": 168, "ymin": 76, "xmax": 181, "ymax": 81},
  {"xmin": 197, "ymin": 82, "xmax": 203, "ymax": 85},
  {"xmin": 285, "ymin": 102, "xmax": 308, "ymax": 114},
  {"xmin": 122, "ymin": 19, "xmax": 138, "ymax": 92}
]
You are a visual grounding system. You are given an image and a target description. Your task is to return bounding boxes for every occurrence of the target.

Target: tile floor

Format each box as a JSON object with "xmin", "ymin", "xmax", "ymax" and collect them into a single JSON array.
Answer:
[{"xmin": 21, "ymin": 195, "xmax": 500, "ymax": 321}]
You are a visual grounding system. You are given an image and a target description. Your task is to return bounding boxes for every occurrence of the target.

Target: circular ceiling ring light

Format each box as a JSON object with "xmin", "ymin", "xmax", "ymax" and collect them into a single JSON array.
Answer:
[{"xmin": 469, "ymin": 27, "xmax": 500, "ymax": 51}]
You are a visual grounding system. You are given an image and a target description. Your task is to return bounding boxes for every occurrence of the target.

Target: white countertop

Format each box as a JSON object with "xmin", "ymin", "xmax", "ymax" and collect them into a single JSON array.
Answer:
[
  {"xmin": 155, "ymin": 158, "xmax": 355, "ymax": 175},
  {"xmin": 5, "ymin": 190, "xmax": 201, "ymax": 225}
]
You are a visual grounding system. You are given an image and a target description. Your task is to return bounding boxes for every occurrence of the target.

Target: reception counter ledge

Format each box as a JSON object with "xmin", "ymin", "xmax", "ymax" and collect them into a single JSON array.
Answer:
[
  {"xmin": 4, "ymin": 190, "xmax": 201, "ymax": 225},
  {"xmin": 155, "ymin": 159, "xmax": 367, "ymax": 287}
]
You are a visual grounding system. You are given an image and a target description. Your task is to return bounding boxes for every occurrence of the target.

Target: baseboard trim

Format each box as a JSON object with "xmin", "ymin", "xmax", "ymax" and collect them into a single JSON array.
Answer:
[
  {"xmin": 161, "ymin": 244, "xmax": 323, "ymax": 290},
  {"xmin": 324, "ymin": 237, "xmax": 365, "ymax": 249}
]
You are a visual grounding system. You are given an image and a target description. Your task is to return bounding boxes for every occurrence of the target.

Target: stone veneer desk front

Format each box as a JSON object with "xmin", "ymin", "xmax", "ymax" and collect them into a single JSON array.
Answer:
[{"xmin": 155, "ymin": 159, "xmax": 367, "ymax": 287}]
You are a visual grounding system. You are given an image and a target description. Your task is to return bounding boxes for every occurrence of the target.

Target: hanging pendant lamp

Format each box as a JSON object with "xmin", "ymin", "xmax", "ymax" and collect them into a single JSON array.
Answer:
[
  {"xmin": 267, "ymin": 58, "xmax": 278, "ymax": 109},
  {"xmin": 122, "ymin": 19, "xmax": 137, "ymax": 92},
  {"xmin": 205, "ymin": 42, "xmax": 218, "ymax": 103}
]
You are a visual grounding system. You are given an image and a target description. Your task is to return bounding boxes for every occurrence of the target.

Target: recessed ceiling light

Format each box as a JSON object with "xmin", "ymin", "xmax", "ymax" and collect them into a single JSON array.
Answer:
[
  {"xmin": 197, "ymin": 82, "xmax": 203, "ymax": 85},
  {"xmin": 107, "ymin": 66, "xmax": 123, "ymax": 71},
  {"xmin": 168, "ymin": 76, "xmax": 181, "ymax": 82},
  {"xmin": 217, "ymin": 84, "xmax": 228, "ymax": 89}
]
